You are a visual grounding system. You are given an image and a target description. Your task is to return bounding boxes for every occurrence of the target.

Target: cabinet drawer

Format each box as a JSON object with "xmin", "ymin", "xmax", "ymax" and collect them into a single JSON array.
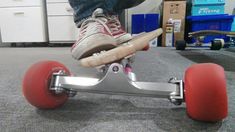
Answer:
[
  {"xmin": 0, "ymin": 7, "xmax": 46, "ymax": 42},
  {"xmin": 47, "ymin": 3, "xmax": 73, "ymax": 16},
  {"xmin": 47, "ymin": 0, "xmax": 68, "ymax": 3},
  {"xmin": 0, "ymin": 0, "xmax": 41, "ymax": 7},
  {"xmin": 48, "ymin": 16, "xmax": 77, "ymax": 42}
]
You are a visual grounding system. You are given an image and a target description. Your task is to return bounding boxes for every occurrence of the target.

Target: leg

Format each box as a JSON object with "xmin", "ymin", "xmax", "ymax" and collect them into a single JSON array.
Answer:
[
  {"xmin": 69, "ymin": 0, "xmax": 145, "ymax": 64},
  {"xmin": 114, "ymin": 0, "xmax": 145, "ymax": 13},
  {"xmin": 68, "ymin": 0, "xmax": 145, "ymax": 27}
]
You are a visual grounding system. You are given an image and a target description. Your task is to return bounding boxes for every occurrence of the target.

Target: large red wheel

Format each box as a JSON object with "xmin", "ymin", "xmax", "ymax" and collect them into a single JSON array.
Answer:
[
  {"xmin": 22, "ymin": 61, "xmax": 70, "ymax": 109},
  {"xmin": 185, "ymin": 63, "xmax": 228, "ymax": 122}
]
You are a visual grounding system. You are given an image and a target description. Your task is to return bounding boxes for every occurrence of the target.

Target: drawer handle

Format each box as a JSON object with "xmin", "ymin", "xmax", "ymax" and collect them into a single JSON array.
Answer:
[{"xmin": 14, "ymin": 12, "xmax": 25, "ymax": 15}]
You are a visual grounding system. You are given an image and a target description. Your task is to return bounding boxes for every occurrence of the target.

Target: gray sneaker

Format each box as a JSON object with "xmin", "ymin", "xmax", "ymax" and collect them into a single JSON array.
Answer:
[
  {"xmin": 71, "ymin": 8, "xmax": 132, "ymax": 60},
  {"xmin": 71, "ymin": 9, "xmax": 117, "ymax": 60}
]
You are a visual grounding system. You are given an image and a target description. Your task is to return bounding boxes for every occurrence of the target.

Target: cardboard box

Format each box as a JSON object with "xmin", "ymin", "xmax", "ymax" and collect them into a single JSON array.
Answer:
[{"xmin": 162, "ymin": 0, "xmax": 186, "ymax": 47}]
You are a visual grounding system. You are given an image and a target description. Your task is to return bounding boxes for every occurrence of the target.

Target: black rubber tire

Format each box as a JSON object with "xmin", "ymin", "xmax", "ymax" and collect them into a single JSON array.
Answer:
[
  {"xmin": 210, "ymin": 40, "xmax": 223, "ymax": 50},
  {"xmin": 176, "ymin": 40, "xmax": 186, "ymax": 50}
]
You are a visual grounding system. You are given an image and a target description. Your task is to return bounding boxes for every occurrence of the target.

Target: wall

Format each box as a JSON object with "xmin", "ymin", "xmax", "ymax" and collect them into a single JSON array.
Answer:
[{"xmin": 225, "ymin": 0, "xmax": 235, "ymax": 15}]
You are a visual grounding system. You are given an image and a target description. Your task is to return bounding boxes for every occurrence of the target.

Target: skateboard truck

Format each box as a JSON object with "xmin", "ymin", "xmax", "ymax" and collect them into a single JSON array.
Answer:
[
  {"xmin": 22, "ymin": 59, "xmax": 228, "ymax": 122},
  {"xmin": 49, "ymin": 62, "xmax": 184, "ymax": 106}
]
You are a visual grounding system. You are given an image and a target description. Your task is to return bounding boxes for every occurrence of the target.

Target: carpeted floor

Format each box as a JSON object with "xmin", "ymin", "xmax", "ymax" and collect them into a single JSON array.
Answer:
[{"xmin": 0, "ymin": 47, "xmax": 234, "ymax": 132}]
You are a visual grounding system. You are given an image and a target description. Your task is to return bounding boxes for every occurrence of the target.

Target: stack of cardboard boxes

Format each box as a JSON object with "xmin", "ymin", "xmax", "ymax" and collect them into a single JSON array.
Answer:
[{"xmin": 162, "ymin": 0, "xmax": 186, "ymax": 47}]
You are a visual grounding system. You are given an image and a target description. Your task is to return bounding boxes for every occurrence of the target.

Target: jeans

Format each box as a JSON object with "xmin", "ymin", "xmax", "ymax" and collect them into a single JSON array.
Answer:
[{"xmin": 68, "ymin": 0, "xmax": 145, "ymax": 27}]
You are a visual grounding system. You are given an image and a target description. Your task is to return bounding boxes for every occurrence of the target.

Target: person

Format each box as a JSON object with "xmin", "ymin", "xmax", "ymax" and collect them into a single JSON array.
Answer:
[{"xmin": 68, "ymin": 0, "xmax": 145, "ymax": 60}]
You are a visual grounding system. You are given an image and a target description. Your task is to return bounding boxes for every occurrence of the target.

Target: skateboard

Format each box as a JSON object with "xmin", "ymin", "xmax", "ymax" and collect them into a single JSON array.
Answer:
[
  {"xmin": 176, "ymin": 30, "xmax": 235, "ymax": 50},
  {"xmin": 22, "ymin": 28, "xmax": 228, "ymax": 122}
]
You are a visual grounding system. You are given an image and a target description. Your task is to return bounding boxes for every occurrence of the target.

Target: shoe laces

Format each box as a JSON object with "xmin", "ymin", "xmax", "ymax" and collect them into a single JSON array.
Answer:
[
  {"xmin": 89, "ymin": 8, "xmax": 124, "ymax": 35},
  {"xmin": 79, "ymin": 19, "xmax": 100, "ymax": 37},
  {"xmin": 79, "ymin": 8, "xmax": 111, "ymax": 37},
  {"xmin": 107, "ymin": 15, "xmax": 124, "ymax": 34}
]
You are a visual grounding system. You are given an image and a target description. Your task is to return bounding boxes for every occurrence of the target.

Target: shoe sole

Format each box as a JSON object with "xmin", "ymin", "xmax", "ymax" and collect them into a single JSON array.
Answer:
[
  {"xmin": 79, "ymin": 28, "xmax": 163, "ymax": 67},
  {"xmin": 115, "ymin": 33, "xmax": 132, "ymax": 44}
]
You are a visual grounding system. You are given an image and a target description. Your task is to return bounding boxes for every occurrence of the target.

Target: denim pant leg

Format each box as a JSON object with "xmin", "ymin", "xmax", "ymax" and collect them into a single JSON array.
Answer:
[{"xmin": 68, "ymin": 0, "xmax": 145, "ymax": 27}]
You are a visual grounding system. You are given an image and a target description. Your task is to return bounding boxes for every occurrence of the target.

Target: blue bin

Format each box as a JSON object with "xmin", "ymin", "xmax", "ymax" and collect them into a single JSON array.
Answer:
[
  {"xmin": 132, "ymin": 14, "xmax": 159, "ymax": 34},
  {"xmin": 192, "ymin": 0, "xmax": 225, "ymax": 5},
  {"xmin": 191, "ymin": 0, "xmax": 225, "ymax": 16},
  {"xmin": 145, "ymin": 14, "xmax": 159, "ymax": 32},
  {"xmin": 132, "ymin": 14, "xmax": 145, "ymax": 34},
  {"xmin": 191, "ymin": 5, "xmax": 225, "ymax": 16},
  {"xmin": 187, "ymin": 14, "xmax": 234, "ymax": 43},
  {"xmin": 232, "ymin": 17, "xmax": 235, "ymax": 31}
]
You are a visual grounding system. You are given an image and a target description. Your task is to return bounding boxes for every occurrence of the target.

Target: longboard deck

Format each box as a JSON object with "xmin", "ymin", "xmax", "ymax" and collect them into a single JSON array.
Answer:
[
  {"xmin": 79, "ymin": 28, "xmax": 163, "ymax": 68},
  {"xmin": 189, "ymin": 30, "xmax": 235, "ymax": 38}
]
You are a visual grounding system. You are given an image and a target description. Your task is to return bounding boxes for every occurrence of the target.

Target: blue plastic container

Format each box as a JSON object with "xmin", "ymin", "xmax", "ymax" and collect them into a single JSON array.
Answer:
[
  {"xmin": 145, "ymin": 14, "xmax": 159, "ymax": 32},
  {"xmin": 232, "ymin": 17, "xmax": 235, "ymax": 31},
  {"xmin": 131, "ymin": 14, "xmax": 145, "ymax": 34},
  {"xmin": 191, "ymin": 0, "xmax": 225, "ymax": 16},
  {"xmin": 132, "ymin": 14, "xmax": 159, "ymax": 34},
  {"xmin": 187, "ymin": 14, "xmax": 234, "ymax": 43},
  {"xmin": 192, "ymin": 0, "xmax": 225, "ymax": 5},
  {"xmin": 191, "ymin": 5, "xmax": 224, "ymax": 16}
]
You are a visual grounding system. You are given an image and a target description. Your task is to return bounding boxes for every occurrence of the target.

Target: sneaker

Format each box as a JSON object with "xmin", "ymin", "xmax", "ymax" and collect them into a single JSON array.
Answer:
[
  {"xmin": 71, "ymin": 9, "xmax": 117, "ymax": 60},
  {"xmin": 71, "ymin": 8, "xmax": 132, "ymax": 60},
  {"xmin": 107, "ymin": 15, "xmax": 132, "ymax": 44}
]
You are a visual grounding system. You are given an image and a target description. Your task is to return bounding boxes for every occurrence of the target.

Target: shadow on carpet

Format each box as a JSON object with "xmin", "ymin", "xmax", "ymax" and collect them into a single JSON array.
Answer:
[{"xmin": 178, "ymin": 50, "xmax": 235, "ymax": 72}]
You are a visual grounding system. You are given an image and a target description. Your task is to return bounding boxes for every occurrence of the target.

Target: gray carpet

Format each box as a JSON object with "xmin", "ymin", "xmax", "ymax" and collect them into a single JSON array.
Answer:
[{"xmin": 0, "ymin": 47, "xmax": 234, "ymax": 132}]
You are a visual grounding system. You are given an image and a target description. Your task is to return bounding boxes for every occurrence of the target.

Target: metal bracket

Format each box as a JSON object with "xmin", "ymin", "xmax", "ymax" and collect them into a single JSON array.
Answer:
[
  {"xmin": 168, "ymin": 78, "xmax": 184, "ymax": 105},
  {"xmin": 50, "ymin": 63, "xmax": 184, "ymax": 104},
  {"xmin": 50, "ymin": 70, "xmax": 77, "ymax": 97}
]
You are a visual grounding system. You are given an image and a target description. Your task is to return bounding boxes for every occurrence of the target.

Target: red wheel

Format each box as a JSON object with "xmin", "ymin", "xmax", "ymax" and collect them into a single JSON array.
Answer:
[
  {"xmin": 22, "ymin": 61, "xmax": 70, "ymax": 109},
  {"xmin": 185, "ymin": 63, "xmax": 228, "ymax": 122}
]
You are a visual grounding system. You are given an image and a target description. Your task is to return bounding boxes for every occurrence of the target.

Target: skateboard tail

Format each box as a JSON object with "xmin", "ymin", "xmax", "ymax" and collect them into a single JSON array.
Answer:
[
  {"xmin": 80, "ymin": 28, "xmax": 163, "ymax": 67},
  {"xmin": 128, "ymin": 28, "xmax": 163, "ymax": 50}
]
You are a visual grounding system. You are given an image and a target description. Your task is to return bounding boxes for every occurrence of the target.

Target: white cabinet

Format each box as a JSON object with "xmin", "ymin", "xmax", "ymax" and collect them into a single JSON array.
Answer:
[
  {"xmin": 47, "ymin": 3, "xmax": 73, "ymax": 16},
  {"xmin": 0, "ymin": 1, "xmax": 47, "ymax": 43},
  {"xmin": 0, "ymin": 0, "xmax": 41, "ymax": 7},
  {"xmin": 47, "ymin": 0, "xmax": 68, "ymax": 3},
  {"xmin": 48, "ymin": 16, "xmax": 77, "ymax": 42},
  {"xmin": 0, "ymin": 28, "xmax": 2, "ymax": 44},
  {"xmin": 46, "ymin": 1, "xmax": 77, "ymax": 43}
]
